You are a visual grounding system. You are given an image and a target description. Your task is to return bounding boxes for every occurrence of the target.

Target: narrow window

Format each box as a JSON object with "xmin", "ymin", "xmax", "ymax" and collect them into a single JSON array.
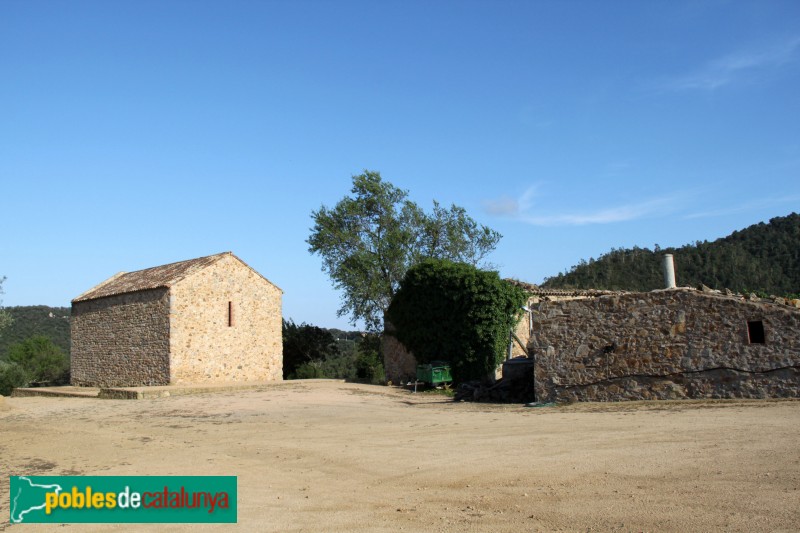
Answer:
[
  {"xmin": 228, "ymin": 301, "xmax": 235, "ymax": 327},
  {"xmin": 747, "ymin": 320, "xmax": 765, "ymax": 344}
]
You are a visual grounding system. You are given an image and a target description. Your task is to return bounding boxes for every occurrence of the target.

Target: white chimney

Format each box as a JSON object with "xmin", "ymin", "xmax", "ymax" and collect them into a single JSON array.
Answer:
[{"xmin": 662, "ymin": 254, "xmax": 676, "ymax": 289}]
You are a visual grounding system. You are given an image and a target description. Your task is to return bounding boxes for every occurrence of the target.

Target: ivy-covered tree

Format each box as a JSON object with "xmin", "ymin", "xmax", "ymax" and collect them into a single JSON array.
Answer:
[
  {"xmin": 387, "ymin": 259, "xmax": 527, "ymax": 383},
  {"xmin": 308, "ymin": 171, "xmax": 501, "ymax": 331}
]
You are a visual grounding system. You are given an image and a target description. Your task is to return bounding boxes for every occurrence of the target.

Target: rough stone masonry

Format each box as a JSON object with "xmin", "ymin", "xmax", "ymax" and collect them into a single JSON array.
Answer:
[
  {"xmin": 71, "ymin": 252, "xmax": 282, "ymax": 387},
  {"xmin": 530, "ymin": 288, "xmax": 800, "ymax": 402}
]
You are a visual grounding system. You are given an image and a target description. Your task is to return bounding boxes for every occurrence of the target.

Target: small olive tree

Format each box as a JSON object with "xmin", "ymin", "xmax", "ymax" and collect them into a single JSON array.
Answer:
[{"xmin": 386, "ymin": 259, "xmax": 527, "ymax": 383}]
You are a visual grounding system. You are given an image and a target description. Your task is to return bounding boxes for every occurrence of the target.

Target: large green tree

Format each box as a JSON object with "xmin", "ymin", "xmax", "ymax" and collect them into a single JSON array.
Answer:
[{"xmin": 307, "ymin": 171, "xmax": 501, "ymax": 331}]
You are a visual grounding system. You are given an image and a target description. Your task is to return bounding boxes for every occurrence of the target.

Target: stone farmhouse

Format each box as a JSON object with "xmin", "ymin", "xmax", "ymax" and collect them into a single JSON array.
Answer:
[
  {"xmin": 384, "ymin": 277, "xmax": 800, "ymax": 402},
  {"xmin": 516, "ymin": 282, "xmax": 800, "ymax": 402},
  {"xmin": 71, "ymin": 252, "xmax": 282, "ymax": 387}
]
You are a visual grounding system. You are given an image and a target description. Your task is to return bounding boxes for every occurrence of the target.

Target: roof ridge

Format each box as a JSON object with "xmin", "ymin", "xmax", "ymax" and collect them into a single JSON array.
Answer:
[
  {"xmin": 72, "ymin": 252, "xmax": 233, "ymax": 303},
  {"xmin": 122, "ymin": 251, "xmax": 231, "ymax": 277},
  {"xmin": 160, "ymin": 252, "xmax": 230, "ymax": 287}
]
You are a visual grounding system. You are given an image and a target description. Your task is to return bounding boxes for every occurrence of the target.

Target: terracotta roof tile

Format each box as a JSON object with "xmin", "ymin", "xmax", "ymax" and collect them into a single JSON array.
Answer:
[{"xmin": 73, "ymin": 252, "xmax": 231, "ymax": 302}]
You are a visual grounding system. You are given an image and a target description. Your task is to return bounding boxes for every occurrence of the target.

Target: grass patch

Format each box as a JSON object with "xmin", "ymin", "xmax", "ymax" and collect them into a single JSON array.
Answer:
[{"xmin": 421, "ymin": 387, "xmax": 455, "ymax": 398}]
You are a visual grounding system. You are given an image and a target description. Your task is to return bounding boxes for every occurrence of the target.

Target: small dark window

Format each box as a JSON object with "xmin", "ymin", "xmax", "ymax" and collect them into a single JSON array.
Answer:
[
  {"xmin": 228, "ymin": 301, "xmax": 235, "ymax": 327},
  {"xmin": 747, "ymin": 320, "xmax": 765, "ymax": 344}
]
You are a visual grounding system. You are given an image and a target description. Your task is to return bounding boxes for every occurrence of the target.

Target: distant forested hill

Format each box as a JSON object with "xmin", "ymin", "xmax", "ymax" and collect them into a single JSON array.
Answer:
[
  {"xmin": 0, "ymin": 306, "xmax": 71, "ymax": 359},
  {"xmin": 542, "ymin": 213, "xmax": 800, "ymax": 296}
]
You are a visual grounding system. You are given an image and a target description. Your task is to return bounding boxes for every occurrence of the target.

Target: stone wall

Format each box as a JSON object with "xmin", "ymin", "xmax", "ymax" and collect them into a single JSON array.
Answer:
[
  {"xmin": 169, "ymin": 254, "xmax": 283, "ymax": 384},
  {"xmin": 531, "ymin": 289, "xmax": 800, "ymax": 402},
  {"xmin": 71, "ymin": 289, "xmax": 171, "ymax": 386},
  {"xmin": 382, "ymin": 320, "xmax": 417, "ymax": 384}
]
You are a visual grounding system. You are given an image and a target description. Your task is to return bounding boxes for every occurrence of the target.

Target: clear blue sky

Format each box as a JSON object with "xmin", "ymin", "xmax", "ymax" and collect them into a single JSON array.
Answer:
[{"xmin": 2, "ymin": 0, "xmax": 799, "ymax": 329}]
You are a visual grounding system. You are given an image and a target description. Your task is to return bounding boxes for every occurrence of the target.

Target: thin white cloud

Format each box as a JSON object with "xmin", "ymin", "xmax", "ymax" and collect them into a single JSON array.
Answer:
[
  {"xmin": 484, "ymin": 185, "xmax": 683, "ymax": 227},
  {"xmin": 517, "ymin": 184, "xmax": 539, "ymax": 212},
  {"xmin": 517, "ymin": 196, "xmax": 679, "ymax": 227},
  {"xmin": 485, "ymin": 180, "xmax": 798, "ymax": 227},
  {"xmin": 662, "ymin": 36, "xmax": 800, "ymax": 91},
  {"xmin": 482, "ymin": 196, "xmax": 519, "ymax": 216},
  {"xmin": 482, "ymin": 184, "xmax": 540, "ymax": 216}
]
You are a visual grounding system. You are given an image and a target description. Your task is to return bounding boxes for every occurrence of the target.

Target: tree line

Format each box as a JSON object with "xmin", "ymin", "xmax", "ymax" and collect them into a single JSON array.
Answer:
[
  {"xmin": 282, "ymin": 319, "xmax": 384, "ymax": 383},
  {"xmin": 0, "ymin": 284, "xmax": 71, "ymax": 394},
  {"xmin": 0, "ymin": 305, "xmax": 71, "ymax": 358},
  {"xmin": 542, "ymin": 212, "xmax": 800, "ymax": 297}
]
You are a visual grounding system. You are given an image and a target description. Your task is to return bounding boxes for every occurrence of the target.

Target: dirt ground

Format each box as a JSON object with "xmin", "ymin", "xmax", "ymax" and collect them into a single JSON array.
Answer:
[{"xmin": 1, "ymin": 381, "xmax": 799, "ymax": 532}]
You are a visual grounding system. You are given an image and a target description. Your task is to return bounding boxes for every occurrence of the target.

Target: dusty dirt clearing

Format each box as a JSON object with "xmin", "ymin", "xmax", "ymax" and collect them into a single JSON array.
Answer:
[{"xmin": 1, "ymin": 381, "xmax": 799, "ymax": 532}]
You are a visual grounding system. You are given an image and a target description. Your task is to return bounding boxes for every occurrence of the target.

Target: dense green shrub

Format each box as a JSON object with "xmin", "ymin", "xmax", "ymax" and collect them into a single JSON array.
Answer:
[
  {"xmin": 282, "ymin": 320, "xmax": 340, "ymax": 379},
  {"xmin": 0, "ymin": 361, "xmax": 29, "ymax": 396},
  {"xmin": 318, "ymin": 349, "xmax": 358, "ymax": 380},
  {"xmin": 355, "ymin": 334, "xmax": 385, "ymax": 384},
  {"xmin": 387, "ymin": 259, "xmax": 527, "ymax": 383},
  {"xmin": 293, "ymin": 362, "xmax": 327, "ymax": 379},
  {"xmin": 7, "ymin": 335, "xmax": 70, "ymax": 384}
]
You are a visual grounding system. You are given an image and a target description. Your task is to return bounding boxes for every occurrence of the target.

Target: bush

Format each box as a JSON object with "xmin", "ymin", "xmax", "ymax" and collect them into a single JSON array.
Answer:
[
  {"xmin": 355, "ymin": 334, "xmax": 385, "ymax": 384},
  {"xmin": 293, "ymin": 362, "xmax": 326, "ymax": 379},
  {"xmin": 0, "ymin": 361, "xmax": 30, "ymax": 396},
  {"xmin": 318, "ymin": 347, "xmax": 359, "ymax": 380},
  {"xmin": 387, "ymin": 259, "xmax": 527, "ymax": 383},
  {"xmin": 7, "ymin": 335, "xmax": 70, "ymax": 385},
  {"xmin": 282, "ymin": 320, "xmax": 340, "ymax": 379}
]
